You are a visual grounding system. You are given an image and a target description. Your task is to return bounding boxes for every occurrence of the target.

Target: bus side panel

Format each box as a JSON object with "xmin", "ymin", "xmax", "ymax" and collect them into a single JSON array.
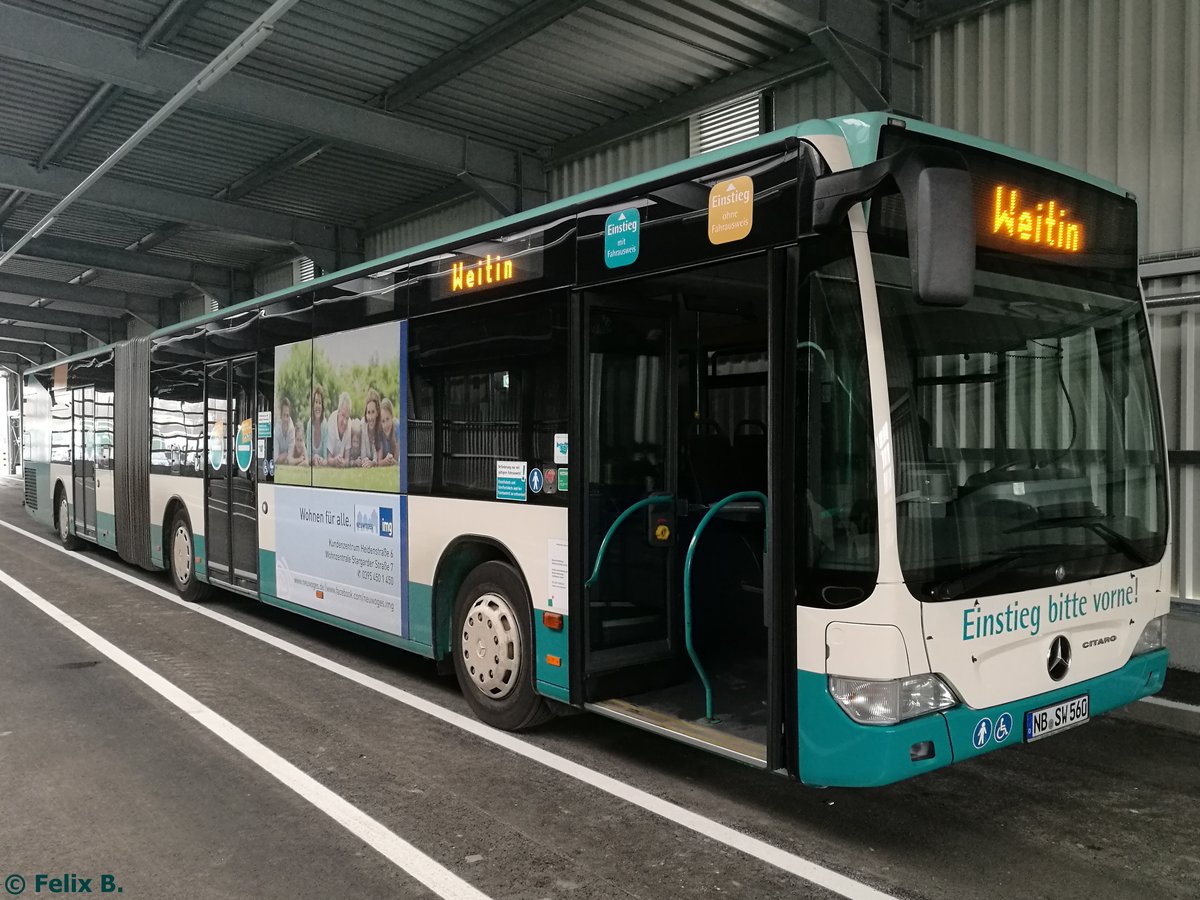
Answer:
[
  {"xmin": 149, "ymin": 472, "xmax": 205, "ymax": 575},
  {"xmin": 95, "ymin": 465, "xmax": 117, "ymax": 550},
  {"xmin": 407, "ymin": 495, "xmax": 570, "ymax": 702},
  {"xmin": 260, "ymin": 484, "xmax": 432, "ymax": 655},
  {"xmin": 258, "ymin": 481, "xmax": 276, "ymax": 598}
]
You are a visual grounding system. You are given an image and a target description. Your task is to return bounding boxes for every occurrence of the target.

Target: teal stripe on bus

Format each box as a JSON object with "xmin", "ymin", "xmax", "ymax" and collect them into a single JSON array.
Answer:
[
  {"xmin": 258, "ymin": 589, "xmax": 436, "ymax": 658},
  {"xmin": 97, "ymin": 511, "xmax": 118, "ymax": 551},
  {"xmin": 535, "ymin": 614, "xmax": 570, "ymax": 702},
  {"xmin": 258, "ymin": 548, "xmax": 276, "ymax": 597},
  {"xmin": 194, "ymin": 533, "xmax": 207, "ymax": 580},
  {"xmin": 940, "ymin": 648, "xmax": 1168, "ymax": 763},
  {"xmin": 149, "ymin": 522, "xmax": 164, "ymax": 567},
  {"xmin": 407, "ymin": 581, "xmax": 433, "ymax": 648}
]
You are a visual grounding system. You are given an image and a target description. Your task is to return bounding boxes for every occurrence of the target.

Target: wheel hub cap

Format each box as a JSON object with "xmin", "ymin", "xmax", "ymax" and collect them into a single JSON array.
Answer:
[
  {"xmin": 461, "ymin": 592, "xmax": 520, "ymax": 699},
  {"xmin": 173, "ymin": 526, "xmax": 192, "ymax": 585}
]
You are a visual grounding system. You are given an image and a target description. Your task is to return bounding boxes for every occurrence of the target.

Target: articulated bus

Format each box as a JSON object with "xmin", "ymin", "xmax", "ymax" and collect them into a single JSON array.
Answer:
[{"xmin": 21, "ymin": 113, "xmax": 1170, "ymax": 787}]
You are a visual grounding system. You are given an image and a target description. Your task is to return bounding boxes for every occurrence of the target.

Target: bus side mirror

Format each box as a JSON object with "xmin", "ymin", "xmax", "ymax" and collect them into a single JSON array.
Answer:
[{"xmin": 812, "ymin": 146, "xmax": 975, "ymax": 307}]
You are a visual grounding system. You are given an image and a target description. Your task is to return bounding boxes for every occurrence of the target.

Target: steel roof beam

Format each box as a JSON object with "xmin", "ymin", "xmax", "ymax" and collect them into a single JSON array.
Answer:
[
  {"xmin": 0, "ymin": 228, "xmax": 251, "ymax": 290},
  {"xmin": 806, "ymin": 27, "xmax": 889, "ymax": 110},
  {"xmin": 382, "ymin": 0, "xmax": 594, "ymax": 110},
  {"xmin": 0, "ymin": 189, "xmax": 26, "ymax": 226},
  {"xmin": 0, "ymin": 272, "xmax": 159, "ymax": 316},
  {"xmin": 0, "ymin": 347, "xmax": 44, "ymax": 367},
  {"xmin": 199, "ymin": 0, "xmax": 582, "ymax": 211},
  {"xmin": 546, "ymin": 45, "xmax": 829, "ymax": 165},
  {"xmin": 0, "ymin": 151, "xmax": 354, "ymax": 255},
  {"xmin": 0, "ymin": 336, "xmax": 64, "ymax": 363},
  {"xmin": 0, "ymin": 324, "xmax": 78, "ymax": 355},
  {"xmin": 361, "ymin": 184, "xmax": 485, "ymax": 234},
  {"xmin": 138, "ymin": 0, "xmax": 210, "ymax": 56},
  {"xmin": 1140, "ymin": 255, "xmax": 1200, "ymax": 280},
  {"xmin": 215, "ymin": 139, "xmax": 327, "ymax": 203},
  {"xmin": 0, "ymin": 3, "xmax": 522, "ymax": 187},
  {"xmin": 37, "ymin": 83, "xmax": 126, "ymax": 170},
  {"xmin": 0, "ymin": 300, "xmax": 119, "ymax": 335},
  {"xmin": 207, "ymin": 0, "xmax": 581, "ymax": 209}
]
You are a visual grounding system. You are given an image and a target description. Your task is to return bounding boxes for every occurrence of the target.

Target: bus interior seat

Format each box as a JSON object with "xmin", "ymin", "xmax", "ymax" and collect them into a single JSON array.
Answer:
[
  {"xmin": 684, "ymin": 432, "xmax": 739, "ymax": 503},
  {"xmin": 732, "ymin": 420, "xmax": 767, "ymax": 494}
]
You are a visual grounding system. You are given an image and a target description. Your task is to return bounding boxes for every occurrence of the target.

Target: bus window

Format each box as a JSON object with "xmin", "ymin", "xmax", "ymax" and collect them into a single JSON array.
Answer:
[
  {"xmin": 796, "ymin": 251, "xmax": 878, "ymax": 606},
  {"xmin": 407, "ymin": 295, "xmax": 568, "ymax": 501}
]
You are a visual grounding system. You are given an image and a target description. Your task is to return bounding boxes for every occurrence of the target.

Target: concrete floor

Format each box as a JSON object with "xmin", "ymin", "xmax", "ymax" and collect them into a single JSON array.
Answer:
[{"xmin": 1, "ymin": 476, "xmax": 1198, "ymax": 900}]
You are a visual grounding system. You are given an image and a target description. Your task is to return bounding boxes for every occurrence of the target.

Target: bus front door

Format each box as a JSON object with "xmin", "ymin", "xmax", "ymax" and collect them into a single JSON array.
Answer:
[
  {"xmin": 574, "ymin": 254, "xmax": 780, "ymax": 768},
  {"xmin": 204, "ymin": 356, "xmax": 259, "ymax": 591},
  {"xmin": 577, "ymin": 297, "xmax": 682, "ymax": 700}
]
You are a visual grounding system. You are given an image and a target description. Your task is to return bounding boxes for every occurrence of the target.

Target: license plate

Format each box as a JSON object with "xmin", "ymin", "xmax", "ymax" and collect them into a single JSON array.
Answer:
[{"xmin": 1024, "ymin": 694, "xmax": 1089, "ymax": 742}]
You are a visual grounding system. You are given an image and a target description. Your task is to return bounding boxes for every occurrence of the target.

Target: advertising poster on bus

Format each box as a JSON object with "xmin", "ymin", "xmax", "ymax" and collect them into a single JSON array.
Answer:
[
  {"xmin": 273, "ymin": 321, "xmax": 402, "ymax": 492},
  {"xmin": 273, "ymin": 486, "xmax": 408, "ymax": 638}
]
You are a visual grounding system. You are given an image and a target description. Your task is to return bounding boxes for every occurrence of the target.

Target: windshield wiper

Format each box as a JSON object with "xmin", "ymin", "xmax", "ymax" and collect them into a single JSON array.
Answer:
[
  {"xmin": 928, "ymin": 551, "xmax": 1039, "ymax": 601},
  {"xmin": 1007, "ymin": 515, "xmax": 1151, "ymax": 567}
]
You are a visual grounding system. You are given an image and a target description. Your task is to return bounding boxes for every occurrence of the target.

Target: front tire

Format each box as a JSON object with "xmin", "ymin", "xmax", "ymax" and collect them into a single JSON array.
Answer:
[
  {"xmin": 56, "ymin": 489, "xmax": 79, "ymax": 550},
  {"xmin": 169, "ymin": 511, "xmax": 210, "ymax": 602},
  {"xmin": 453, "ymin": 561, "xmax": 552, "ymax": 730}
]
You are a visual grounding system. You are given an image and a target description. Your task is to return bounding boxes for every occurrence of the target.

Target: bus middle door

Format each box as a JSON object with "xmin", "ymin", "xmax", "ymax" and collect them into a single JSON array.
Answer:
[
  {"xmin": 204, "ymin": 356, "xmax": 259, "ymax": 592},
  {"xmin": 71, "ymin": 384, "xmax": 96, "ymax": 538}
]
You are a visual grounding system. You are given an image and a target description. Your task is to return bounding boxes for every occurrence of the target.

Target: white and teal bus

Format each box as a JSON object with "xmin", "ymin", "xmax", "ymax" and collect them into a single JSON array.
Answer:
[{"xmin": 21, "ymin": 113, "xmax": 1170, "ymax": 787}]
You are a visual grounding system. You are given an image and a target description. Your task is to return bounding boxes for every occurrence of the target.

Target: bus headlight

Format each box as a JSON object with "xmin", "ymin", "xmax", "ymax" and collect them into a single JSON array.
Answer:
[
  {"xmin": 828, "ymin": 674, "xmax": 958, "ymax": 725},
  {"xmin": 1134, "ymin": 616, "xmax": 1167, "ymax": 655}
]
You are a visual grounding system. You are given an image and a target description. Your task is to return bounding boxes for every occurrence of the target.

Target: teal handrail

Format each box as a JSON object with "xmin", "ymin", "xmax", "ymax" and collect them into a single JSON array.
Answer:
[
  {"xmin": 683, "ymin": 491, "xmax": 768, "ymax": 722},
  {"xmin": 584, "ymin": 494, "xmax": 673, "ymax": 588}
]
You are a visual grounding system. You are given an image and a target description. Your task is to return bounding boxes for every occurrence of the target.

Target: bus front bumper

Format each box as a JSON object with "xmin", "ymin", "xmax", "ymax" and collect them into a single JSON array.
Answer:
[{"xmin": 796, "ymin": 649, "xmax": 1168, "ymax": 788}]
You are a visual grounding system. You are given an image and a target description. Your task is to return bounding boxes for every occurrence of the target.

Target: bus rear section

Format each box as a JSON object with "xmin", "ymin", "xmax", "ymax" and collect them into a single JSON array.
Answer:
[{"xmin": 793, "ymin": 117, "xmax": 1169, "ymax": 786}]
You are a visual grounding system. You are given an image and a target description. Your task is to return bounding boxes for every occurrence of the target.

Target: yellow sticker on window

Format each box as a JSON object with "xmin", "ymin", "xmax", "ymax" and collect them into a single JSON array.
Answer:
[{"xmin": 707, "ymin": 176, "xmax": 754, "ymax": 244}]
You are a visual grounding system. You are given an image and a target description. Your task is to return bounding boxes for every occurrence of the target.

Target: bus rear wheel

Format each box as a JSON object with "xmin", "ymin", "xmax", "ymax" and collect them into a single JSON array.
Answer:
[
  {"xmin": 453, "ymin": 561, "xmax": 552, "ymax": 731},
  {"xmin": 56, "ymin": 488, "xmax": 79, "ymax": 551},
  {"xmin": 169, "ymin": 511, "xmax": 209, "ymax": 603}
]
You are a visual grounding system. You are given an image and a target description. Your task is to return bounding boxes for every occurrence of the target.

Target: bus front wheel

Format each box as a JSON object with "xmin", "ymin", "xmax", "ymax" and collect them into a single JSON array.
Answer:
[
  {"xmin": 56, "ymin": 489, "xmax": 79, "ymax": 551},
  {"xmin": 169, "ymin": 511, "xmax": 210, "ymax": 603},
  {"xmin": 452, "ymin": 561, "xmax": 552, "ymax": 730}
]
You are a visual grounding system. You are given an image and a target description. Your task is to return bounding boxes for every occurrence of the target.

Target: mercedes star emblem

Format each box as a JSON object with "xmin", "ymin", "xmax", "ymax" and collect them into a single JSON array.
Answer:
[{"xmin": 1047, "ymin": 635, "xmax": 1072, "ymax": 681}]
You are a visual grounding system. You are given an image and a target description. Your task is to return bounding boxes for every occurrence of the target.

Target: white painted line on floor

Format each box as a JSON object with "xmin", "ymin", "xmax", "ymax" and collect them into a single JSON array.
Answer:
[
  {"xmin": 0, "ymin": 562, "xmax": 491, "ymax": 900},
  {"xmin": 0, "ymin": 518, "xmax": 895, "ymax": 900},
  {"xmin": 1140, "ymin": 696, "xmax": 1200, "ymax": 713}
]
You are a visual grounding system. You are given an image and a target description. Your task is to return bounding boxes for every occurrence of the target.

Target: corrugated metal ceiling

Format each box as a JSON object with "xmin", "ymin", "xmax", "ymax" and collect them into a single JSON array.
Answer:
[{"xmin": 0, "ymin": 0, "xmax": 898, "ymax": 352}]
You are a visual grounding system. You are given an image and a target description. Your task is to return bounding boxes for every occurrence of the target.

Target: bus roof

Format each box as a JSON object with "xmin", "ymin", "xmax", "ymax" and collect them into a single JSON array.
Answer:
[{"xmin": 25, "ymin": 112, "xmax": 1132, "ymax": 376}]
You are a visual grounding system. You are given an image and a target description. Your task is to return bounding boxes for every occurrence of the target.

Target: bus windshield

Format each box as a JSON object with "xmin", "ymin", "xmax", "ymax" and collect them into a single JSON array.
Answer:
[{"xmin": 873, "ymin": 252, "xmax": 1168, "ymax": 601}]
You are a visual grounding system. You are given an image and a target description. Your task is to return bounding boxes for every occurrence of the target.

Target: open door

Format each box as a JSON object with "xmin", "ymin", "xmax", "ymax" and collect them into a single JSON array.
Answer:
[
  {"xmin": 578, "ymin": 296, "xmax": 680, "ymax": 697},
  {"xmin": 576, "ymin": 254, "xmax": 777, "ymax": 767},
  {"xmin": 205, "ymin": 356, "xmax": 259, "ymax": 592}
]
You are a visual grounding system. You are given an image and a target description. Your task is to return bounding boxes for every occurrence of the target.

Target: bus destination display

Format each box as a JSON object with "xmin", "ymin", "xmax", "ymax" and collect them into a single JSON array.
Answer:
[
  {"xmin": 989, "ymin": 185, "xmax": 1083, "ymax": 253},
  {"xmin": 427, "ymin": 240, "xmax": 545, "ymax": 302},
  {"xmin": 874, "ymin": 124, "xmax": 1137, "ymax": 276}
]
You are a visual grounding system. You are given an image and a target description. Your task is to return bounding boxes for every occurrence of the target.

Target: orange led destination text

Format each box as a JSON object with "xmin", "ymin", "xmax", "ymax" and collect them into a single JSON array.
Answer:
[
  {"xmin": 991, "ymin": 185, "xmax": 1083, "ymax": 253},
  {"xmin": 450, "ymin": 255, "xmax": 514, "ymax": 292}
]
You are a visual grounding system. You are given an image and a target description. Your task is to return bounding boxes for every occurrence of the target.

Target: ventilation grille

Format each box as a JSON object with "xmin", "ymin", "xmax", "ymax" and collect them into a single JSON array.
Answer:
[
  {"xmin": 296, "ymin": 256, "xmax": 317, "ymax": 283},
  {"xmin": 689, "ymin": 94, "xmax": 765, "ymax": 157},
  {"xmin": 24, "ymin": 468, "xmax": 37, "ymax": 510}
]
